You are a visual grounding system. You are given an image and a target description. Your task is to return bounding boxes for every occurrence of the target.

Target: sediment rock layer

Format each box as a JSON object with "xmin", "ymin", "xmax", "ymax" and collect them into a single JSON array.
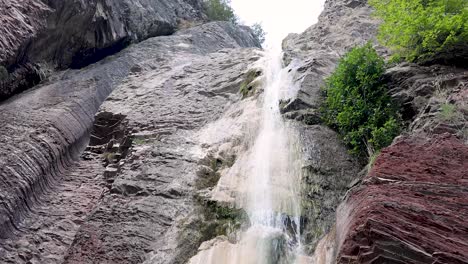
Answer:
[
  {"xmin": 336, "ymin": 134, "xmax": 468, "ymax": 263},
  {"xmin": 333, "ymin": 64, "xmax": 468, "ymax": 263},
  {"xmin": 0, "ymin": 21, "xmax": 260, "ymax": 263},
  {"xmin": 0, "ymin": 0, "xmax": 205, "ymax": 100}
]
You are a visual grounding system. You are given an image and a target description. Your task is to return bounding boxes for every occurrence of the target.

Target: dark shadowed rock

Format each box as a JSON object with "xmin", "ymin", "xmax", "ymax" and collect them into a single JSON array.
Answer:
[
  {"xmin": 0, "ymin": 0, "xmax": 206, "ymax": 100},
  {"xmin": 298, "ymin": 124, "xmax": 360, "ymax": 254}
]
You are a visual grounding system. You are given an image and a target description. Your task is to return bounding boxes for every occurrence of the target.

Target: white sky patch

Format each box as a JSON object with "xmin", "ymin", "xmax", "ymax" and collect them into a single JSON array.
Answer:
[{"xmin": 231, "ymin": 0, "xmax": 325, "ymax": 46}]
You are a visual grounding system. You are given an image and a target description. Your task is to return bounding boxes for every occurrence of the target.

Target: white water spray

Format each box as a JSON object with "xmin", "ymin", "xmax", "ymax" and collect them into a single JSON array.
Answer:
[
  {"xmin": 190, "ymin": 41, "xmax": 307, "ymax": 263},
  {"xmin": 243, "ymin": 43, "xmax": 303, "ymax": 263}
]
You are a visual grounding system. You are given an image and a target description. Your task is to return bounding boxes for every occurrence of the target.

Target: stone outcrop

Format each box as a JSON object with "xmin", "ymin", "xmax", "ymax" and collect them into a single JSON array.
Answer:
[
  {"xmin": 0, "ymin": 0, "xmax": 205, "ymax": 100},
  {"xmin": 335, "ymin": 133, "xmax": 468, "ymax": 263},
  {"xmin": 0, "ymin": 21, "xmax": 260, "ymax": 263},
  {"xmin": 385, "ymin": 63, "xmax": 468, "ymax": 137}
]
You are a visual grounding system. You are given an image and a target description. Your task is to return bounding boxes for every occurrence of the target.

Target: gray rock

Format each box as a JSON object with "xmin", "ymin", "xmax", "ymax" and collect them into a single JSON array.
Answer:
[
  {"xmin": 0, "ymin": 0, "xmax": 206, "ymax": 100},
  {"xmin": 385, "ymin": 63, "xmax": 468, "ymax": 139},
  {"xmin": 281, "ymin": 0, "xmax": 378, "ymax": 252},
  {"xmin": 298, "ymin": 124, "xmax": 360, "ymax": 254},
  {"xmin": 0, "ymin": 21, "xmax": 260, "ymax": 263}
]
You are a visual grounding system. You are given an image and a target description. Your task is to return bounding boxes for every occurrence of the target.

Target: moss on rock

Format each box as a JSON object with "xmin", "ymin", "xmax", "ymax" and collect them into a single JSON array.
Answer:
[{"xmin": 239, "ymin": 69, "xmax": 261, "ymax": 98}]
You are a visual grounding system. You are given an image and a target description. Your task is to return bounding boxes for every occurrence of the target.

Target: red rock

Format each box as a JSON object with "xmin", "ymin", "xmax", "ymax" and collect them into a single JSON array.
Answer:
[{"xmin": 335, "ymin": 133, "xmax": 468, "ymax": 263}]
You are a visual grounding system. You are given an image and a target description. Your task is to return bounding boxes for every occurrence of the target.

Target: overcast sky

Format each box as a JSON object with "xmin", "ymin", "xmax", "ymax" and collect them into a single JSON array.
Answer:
[{"xmin": 230, "ymin": 0, "xmax": 325, "ymax": 45}]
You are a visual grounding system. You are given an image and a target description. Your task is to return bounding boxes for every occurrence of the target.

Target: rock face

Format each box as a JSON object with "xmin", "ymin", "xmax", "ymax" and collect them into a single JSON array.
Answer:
[
  {"xmin": 385, "ymin": 63, "xmax": 468, "ymax": 137},
  {"xmin": 335, "ymin": 134, "xmax": 468, "ymax": 263},
  {"xmin": 333, "ymin": 63, "xmax": 468, "ymax": 263},
  {"xmin": 0, "ymin": 0, "xmax": 205, "ymax": 100},
  {"xmin": 283, "ymin": 0, "xmax": 468, "ymax": 261},
  {"xmin": 281, "ymin": 0, "xmax": 376, "ymax": 253},
  {"xmin": 0, "ymin": 21, "xmax": 260, "ymax": 263}
]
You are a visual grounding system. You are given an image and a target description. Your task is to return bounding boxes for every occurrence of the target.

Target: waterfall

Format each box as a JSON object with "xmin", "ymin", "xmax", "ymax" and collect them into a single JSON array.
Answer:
[
  {"xmin": 190, "ymin": 42, "xmax": 308, "ymax": 263},
  {"xmin": 242, "ymin": 44, "xmax": 303, "ymax": 263}
]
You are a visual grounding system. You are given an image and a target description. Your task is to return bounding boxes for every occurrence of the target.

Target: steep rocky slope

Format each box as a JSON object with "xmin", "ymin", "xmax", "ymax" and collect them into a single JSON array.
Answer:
[
  {"xmin": 0, "ymin": 21, "xmax": 260, "ymax": 263},
  {"xmin": 282, "ymin": 0, "xmax": 377, "ymax": 252},
  {"xmin": 283, "ymin": 0, "xmax": 468, "ymax": 262},
  {"xmin": 0, "ymin": 0, "xmax": 205, "ymax": 100}
]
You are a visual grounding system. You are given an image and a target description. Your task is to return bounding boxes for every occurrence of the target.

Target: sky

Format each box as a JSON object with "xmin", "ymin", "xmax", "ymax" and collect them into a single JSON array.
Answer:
[{"xmin": 230, "ymin": 0, "xmax": 326, "ymax": 45}]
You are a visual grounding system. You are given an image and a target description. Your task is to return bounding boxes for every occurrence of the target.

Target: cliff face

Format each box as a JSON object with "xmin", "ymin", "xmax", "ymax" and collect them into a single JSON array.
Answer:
[
  {"xmin": 336, "ymin": 134, "xmax": 468, "ymax": 263},
  {"xmin": 0, "ymin": 20, "xmax": 260, "ymax": 263},
  {"xmin": 0, "ymin": 0, "xmax": 205, "ymax": 100},
  {"xmin": 334, "ymin": 64, "xmax": 468, "ymax": 263},
  {"xmin": 1, "ymin": 0, "xmax": 466, "ymax": 263},
  {"xmin": 284, "ymin": 0, "xmax": 468, "ymax": 262},
  {"xmin": 282, "ymin": 0, "xmax": 376, "ymax": 253}
]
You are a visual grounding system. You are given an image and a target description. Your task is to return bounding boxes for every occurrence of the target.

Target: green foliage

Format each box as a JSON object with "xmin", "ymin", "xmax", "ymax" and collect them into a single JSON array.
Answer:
[
  {"xmin": 132, "ymin": 138, "xmax": 146, "ymax": 145},
  {"xmin": 368, "ymin": 149, "xmax": 381, "ymax": 172},
  {"xmin": 251, "ymin": 23, "xmax": 266, "ymax": 44},
  {"xmin": 321, "ymin": 43, "xmax": 400, "ymax": 156},
  {"xmin": 438, "ymin": 103, "xmax": 458, "ymax": 121},
  {"xmin": 239, "ymin": 69, "xmax": 260, "ymax": 98},
  {"xmin": 369, "ymin": 0, "xmax": 468, "ymax": 62},
  {"xmin": 203, "ymin": 0, "xmax": 238, "ymax": 23}
]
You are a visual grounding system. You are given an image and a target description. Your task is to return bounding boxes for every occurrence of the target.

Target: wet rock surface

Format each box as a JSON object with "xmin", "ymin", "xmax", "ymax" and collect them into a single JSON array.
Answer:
[
  {"xmin": 281, "ymin": 0, "xmax": 374, "ymax": 253},
  {"xmin": 65, "ymin": 45, "xmax": 261, "ymax": 264},
  {"xmin": 0, "ymin": 21, "xmax": 260, "ymax": 263},
  {"xmin": 336, "ymin": 134, "xmax": 468, "ymax": 263},
  {"xmin": 0, "ymin": 0, "xmax": 205, "ymax": 100},
  {"xmin": 298, "ymin": 124, "xmax": 359, "ymax": 253}
]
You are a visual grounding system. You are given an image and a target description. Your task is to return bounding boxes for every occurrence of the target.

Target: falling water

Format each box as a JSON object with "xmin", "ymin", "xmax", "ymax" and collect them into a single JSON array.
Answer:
[
  {"xmin": 190, "ymin": 41, "xmax": 307, "ymax": 263},
  {"xmin": 242, "ymin": 43, "xmax": 303, "ymax": 263}
]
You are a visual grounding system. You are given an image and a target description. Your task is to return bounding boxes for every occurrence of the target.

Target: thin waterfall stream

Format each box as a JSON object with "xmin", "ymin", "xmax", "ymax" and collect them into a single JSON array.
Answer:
[
  {"xmin": 191, "ymin": 43, "xmax": 308, "ymax": 263},
  {"xmin": 243, "ymin": 44, "xmax": 303, "ymax": 263}
]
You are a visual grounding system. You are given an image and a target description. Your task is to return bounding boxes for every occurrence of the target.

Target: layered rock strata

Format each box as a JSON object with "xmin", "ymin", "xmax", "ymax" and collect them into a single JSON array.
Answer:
[
  {"xmin": 0, "ymin": 21, "xmax": 260, "ymax": 263},
  {"xmin": 336, "ymin": 134, "xmax": 468, "ymax": 263}
]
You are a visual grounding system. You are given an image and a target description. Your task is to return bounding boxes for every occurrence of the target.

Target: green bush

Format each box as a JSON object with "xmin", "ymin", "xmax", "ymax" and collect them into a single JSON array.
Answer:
[
  {"xmin": 369, "ymin": 0, "xmax": 468, "ymax": 62},
  {"xmin": 251, "ymin": 23, "xmax": 266, "ymax": 44},
  {"xmin": 203, "ymin": 0, "xmax": 238, "ymax": 23},
  {"xmin": 321, "ymin": 43, "xmax": 400, "ymax": 156}
]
